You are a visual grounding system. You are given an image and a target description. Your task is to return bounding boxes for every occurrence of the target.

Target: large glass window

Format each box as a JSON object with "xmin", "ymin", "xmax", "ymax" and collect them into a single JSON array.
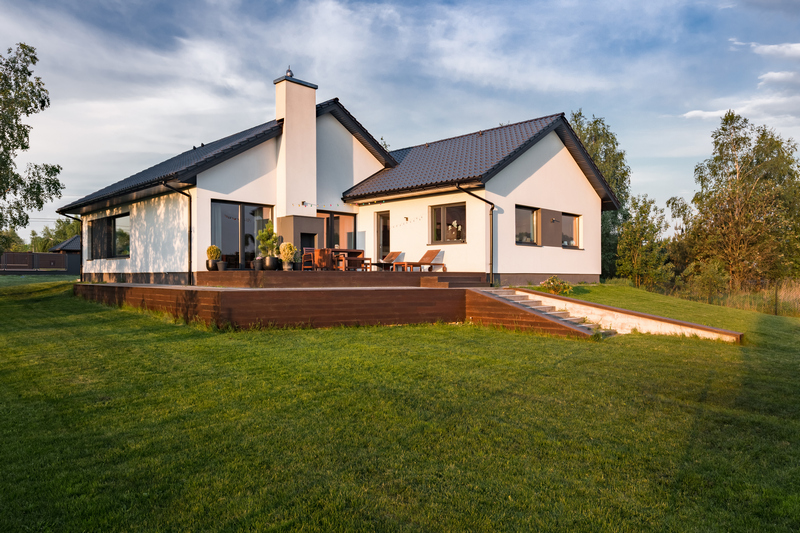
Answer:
[
  {"xmin": 431, "ymin": 203, "xmax": 466, "ymax": 244},
  {"xmin": 211, "ymin": 201, "xmax": 271, "ymax": 268},
  {"xmin": 89, "ymin": 213, "xmax": 130, "ymax": 259},
  {"xmin": 562, "ymin": 213, "xmax": 580, "ymax": 248},
  {"xmin": 515, "ymin": 206, "xmax": 538, "ymax": 245},
  {"xmin": 316, "ymin": 211, "xmax": 356, "ymax": 249}
]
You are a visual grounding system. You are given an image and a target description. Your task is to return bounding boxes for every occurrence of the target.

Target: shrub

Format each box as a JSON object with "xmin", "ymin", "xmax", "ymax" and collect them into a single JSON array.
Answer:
[
  {"xmin": 257, "ymin": 221, "xmax": 278, "ymax": 257},
  {"xmin": 280, "ymin": 242, "xmax": 297, "ymax": 263},
  {"xmin": 206, "ymin": 245, "xmax": 221, "ymax": 261},
  {"xmin": 541, "ymin": 275, "xmax": 572, "ymax": 296}
]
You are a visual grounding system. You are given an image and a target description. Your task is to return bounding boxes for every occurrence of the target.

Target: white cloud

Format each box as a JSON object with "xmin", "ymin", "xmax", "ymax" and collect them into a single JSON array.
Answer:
[
  {"xmin": 751, "ymin": 42, "xmax": 800, "ymax": 59},
  {"xmin": 758, "ymin": 71, "xmax": 800, "ymax": 86}
]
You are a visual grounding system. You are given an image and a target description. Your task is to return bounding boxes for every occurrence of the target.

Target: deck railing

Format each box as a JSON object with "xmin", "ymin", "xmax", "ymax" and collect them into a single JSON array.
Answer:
[{"xmin": 1, "ymin": 252, "xmax": 67, "ymax": 271}]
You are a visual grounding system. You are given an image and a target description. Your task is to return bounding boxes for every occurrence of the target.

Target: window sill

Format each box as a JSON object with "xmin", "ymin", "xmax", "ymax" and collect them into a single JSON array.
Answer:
[
  {"xmin": 87, "ymin": 256, "xmax": 130, "ymax": 261},
  {"xmin": 561, "ymin": 246, "xmax": 583, "ymax": 250},
  {"xmin": 515, "ymin": 242, "xmax": 540, "ymax": 247}
]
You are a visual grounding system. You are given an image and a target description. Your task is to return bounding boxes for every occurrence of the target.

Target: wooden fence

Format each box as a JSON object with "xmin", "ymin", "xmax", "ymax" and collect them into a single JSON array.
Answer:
[{"xmin": 1, "ymin": 252, "xmax": 67, "ymax": 271}]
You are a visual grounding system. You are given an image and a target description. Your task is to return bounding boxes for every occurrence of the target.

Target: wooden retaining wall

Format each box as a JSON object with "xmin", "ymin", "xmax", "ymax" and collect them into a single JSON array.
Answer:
[{"xmin": 74, "ymin": 284, "xmax": 466, "ymax": 329}]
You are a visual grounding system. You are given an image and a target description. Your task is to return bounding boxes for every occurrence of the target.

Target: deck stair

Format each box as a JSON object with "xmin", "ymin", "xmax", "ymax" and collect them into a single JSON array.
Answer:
[{"xmin": 480, "ymin": 288, "xmax": 615, "ymax": 337}]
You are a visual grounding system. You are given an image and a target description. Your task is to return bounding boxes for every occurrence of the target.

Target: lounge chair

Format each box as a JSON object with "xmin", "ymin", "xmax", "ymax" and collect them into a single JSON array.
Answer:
[
  {"xmin": 392, "ymin": 249, "xmax": 446, "ymax": 272},
  {"xmin": 374, "ymin": 251, "xmax": 401, "ymax": 271}
]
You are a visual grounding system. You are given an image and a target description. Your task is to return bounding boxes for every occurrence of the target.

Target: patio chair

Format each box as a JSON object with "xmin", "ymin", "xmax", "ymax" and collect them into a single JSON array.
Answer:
[
  {"xmin": 392, "ymin": 249, "xmax": 446, "ymax": 272},
  {"xmin": 302, "ymin": 248, "xmax": 315, "ymax": 271},
  {"xmin": 374, "ymin": 251, "xmax": 401, "ymax": 271}
]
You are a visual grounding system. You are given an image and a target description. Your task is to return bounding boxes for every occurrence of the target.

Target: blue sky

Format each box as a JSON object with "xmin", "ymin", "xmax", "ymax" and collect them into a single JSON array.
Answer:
[{"xmin": 4, "ymin": 0, "xmax": 800, "ymax": 239}]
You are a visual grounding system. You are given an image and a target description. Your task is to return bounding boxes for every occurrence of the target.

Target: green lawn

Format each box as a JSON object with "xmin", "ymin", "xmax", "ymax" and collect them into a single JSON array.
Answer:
[{"xmin": 1, "ymin": 280, "xmax": 799, "ymax": 531}]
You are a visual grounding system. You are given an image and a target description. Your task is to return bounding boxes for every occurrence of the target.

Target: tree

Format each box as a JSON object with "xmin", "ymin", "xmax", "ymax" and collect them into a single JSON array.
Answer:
[
  {"xmin": 0, "ymin": 227, "xmax": 26, "ymax": 253},
  {"xmin": 29, "ymin": 217, "xmax": 80, "ymax": 252},
  {"xmin": 570, "ymin": 110, "xmax": 631, "ymax": 278},
  {"xmin": 668, "ymin": 111, "xmax": 800, "ymax": 289},
  {"xmin": 1, "ymin": 43, "xmax": 63, "ymax": 231},
  {"xmin": 616, "ymin": 194, "xmax": 672, "ymax": 289}
]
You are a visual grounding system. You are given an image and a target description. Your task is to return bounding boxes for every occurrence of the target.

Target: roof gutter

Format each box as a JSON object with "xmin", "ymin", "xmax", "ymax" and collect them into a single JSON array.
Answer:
[
  {"xmin": 456, "ymin": 183, "xmax": 495, "ymax": 286},
  {"xmin": 61, "ymin": 214, "xmax": 83, "ymax": 282},
  {"xmin": 162, "ymin": 182, "xmax": 193, "ymax": 286}
]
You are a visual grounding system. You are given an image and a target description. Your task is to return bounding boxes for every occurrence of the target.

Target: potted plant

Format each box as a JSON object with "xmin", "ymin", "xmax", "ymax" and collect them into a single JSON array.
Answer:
[
  {"xmin": 253, "ymin": 256, "xmax": 263, "ymax": 271},
  {"xmin": 279, "ymin": 242, "xmax": 297, "ymax": 271},
  {"xmin": 206, "ymin": 245, "xmax": 221, "ymax": 271},
  {"xmin": 257, "ymin": 221, "xmax": 279, "ymax": 270},
  {"xmin": 292, "ymin": 249, "xmax": 303, "ymax": 270}
]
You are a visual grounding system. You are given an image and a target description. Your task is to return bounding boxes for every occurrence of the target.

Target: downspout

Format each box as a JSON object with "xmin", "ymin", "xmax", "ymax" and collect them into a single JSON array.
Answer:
[
  {"xmin": 62, "ymin": 214, "xmax": 83, "ymax": 282},
  {"xmin": 163, "ymin": 182, "xmax": 193, "ymax": 286},
  {"xmin": 456, "ymin": 183, "xmax": 495, "ymax": 286}
]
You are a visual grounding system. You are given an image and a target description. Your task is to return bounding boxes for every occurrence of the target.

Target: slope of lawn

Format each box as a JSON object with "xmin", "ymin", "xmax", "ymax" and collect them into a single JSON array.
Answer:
[{"xmin": 1, "ymin": 279, "xmax": 798, "ymax": 531}]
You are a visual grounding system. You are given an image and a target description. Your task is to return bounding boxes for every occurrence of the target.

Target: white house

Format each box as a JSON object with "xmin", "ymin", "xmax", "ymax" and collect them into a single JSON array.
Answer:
[{"xmin": 58, "ymin": 71, "xmax": 620, "ymax": 285}]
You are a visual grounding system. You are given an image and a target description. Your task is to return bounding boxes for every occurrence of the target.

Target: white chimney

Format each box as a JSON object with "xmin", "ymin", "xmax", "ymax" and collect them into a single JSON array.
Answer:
[{"xmin": 274, "ymin": 70, "xmax": 318, "ymax": 217}]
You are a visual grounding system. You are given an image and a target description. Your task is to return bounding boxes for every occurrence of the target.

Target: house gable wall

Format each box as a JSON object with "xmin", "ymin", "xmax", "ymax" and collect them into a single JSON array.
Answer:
[
  {"xmin": 193, "ymin": 138, "xmax": 279, "ymax": 271},
  {"xmin": 486, "ymin": 130, "xmax": 601, "ymax": 276},
  {"xmin": 316, "ymin": 113, "xmax": 384, "ymax": 215}
]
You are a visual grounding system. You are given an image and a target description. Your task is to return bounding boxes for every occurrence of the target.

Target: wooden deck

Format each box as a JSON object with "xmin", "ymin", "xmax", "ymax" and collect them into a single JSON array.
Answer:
[{"xmin": 195, "ymin": 270, "xmax": 487, "ymax": 289}]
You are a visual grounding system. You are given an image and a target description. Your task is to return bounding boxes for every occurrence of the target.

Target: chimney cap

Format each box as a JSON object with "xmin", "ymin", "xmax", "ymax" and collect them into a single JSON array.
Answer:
[
  {"xmin": 286, "ymin": 65, "xmax": 293, "ymax": 77},
  {"xmin": 273, "ymin": 72, "xmax": 318, "ymax": 89}
]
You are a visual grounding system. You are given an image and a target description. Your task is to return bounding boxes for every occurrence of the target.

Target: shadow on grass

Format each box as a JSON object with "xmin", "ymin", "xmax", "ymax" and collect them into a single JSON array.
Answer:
[{"xmin": 665, "ymin": 312, "xmax": 800, "ymax": 530}]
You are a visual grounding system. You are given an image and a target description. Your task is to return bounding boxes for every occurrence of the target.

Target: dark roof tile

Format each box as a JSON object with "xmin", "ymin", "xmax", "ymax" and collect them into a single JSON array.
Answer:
[
  {"xmin": 343, "ymin": 114, "xmax": 563, "ymax": 199},
  {"xmin": 48, "ymin": 235, "xmax": 81, "ymax": 252}
]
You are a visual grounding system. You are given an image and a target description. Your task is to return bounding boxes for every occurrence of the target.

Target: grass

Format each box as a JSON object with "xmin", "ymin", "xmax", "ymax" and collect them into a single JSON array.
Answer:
[{"xmin": 1, "ymin": 279, "xmax": 799, "ymax": 531}]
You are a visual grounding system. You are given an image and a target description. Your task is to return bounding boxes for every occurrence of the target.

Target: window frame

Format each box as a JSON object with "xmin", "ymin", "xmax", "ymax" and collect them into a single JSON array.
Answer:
[
  {"xmin": 88, "ymin": 212, "xmax": 131, "ymax": 260},
  {"xmin": 561, "ymin": 212, "xmax": 581, "ymax": 249},
  {"xmin": 430, "ymin": 202, "xmax": 467, "ymax": 245},
  {"xmin": 211, "ymin": 199, "xmax": 273, "ymax": 269},
  {"xmin": 515, "ymin": 205, "xmax": 540, "ymax": 246}
]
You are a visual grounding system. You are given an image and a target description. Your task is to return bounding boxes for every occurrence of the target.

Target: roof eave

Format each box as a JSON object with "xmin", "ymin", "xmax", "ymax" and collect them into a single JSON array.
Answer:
[
  {"xmin": 317, "ymin": 99, "xmax": 397, "ymax": 168},
  {"xmin": 343, "ymin": 178, "xmax": 483, "ymax": 204},
  {"xmin": 57, "ymin": 122, "xmax": 283, "ymax": 215}
]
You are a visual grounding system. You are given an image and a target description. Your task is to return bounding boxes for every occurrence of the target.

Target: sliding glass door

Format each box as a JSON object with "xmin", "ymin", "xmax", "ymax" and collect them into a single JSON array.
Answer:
[{"xmin": 211, "ymin": 200, "xmax": 272, "ymax": 269}]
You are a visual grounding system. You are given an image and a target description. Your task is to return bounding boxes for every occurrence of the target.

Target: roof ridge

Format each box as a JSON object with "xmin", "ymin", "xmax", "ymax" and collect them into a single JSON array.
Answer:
[{"xmin": 389, "ymin": 113, "xmax": 564, "ymax": 154}]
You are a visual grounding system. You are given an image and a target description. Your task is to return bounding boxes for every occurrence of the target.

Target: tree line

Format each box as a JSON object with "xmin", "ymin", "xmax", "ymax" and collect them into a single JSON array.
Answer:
[{"xmin": 574, "ymin": 109, "xmax": 800, "ymax": 300}]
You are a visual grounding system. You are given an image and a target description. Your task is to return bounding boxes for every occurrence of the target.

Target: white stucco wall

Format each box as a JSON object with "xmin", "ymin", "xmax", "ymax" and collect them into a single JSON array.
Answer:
[
  {"xmin": 316, "ymin": 114, "xmax": 384, "ymax": 215},
  {"xmin": 486, "ymin": 131, "xmax": 602, "ymax": 275},
  {"xmin": 82, "ymin": 192, "xmax": 188, "ymax": 274},
  {"xmin": 193, "ymin": 138, "xmax": 279, "ymax": 271},
  {"xmin": 356, "ymin": 191, "xmax": 490, "ymax": 271}
]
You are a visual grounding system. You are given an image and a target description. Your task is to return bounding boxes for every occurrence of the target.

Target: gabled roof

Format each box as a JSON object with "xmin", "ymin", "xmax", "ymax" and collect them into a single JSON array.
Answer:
[
  {"xmin": 58, "ymin": 99, "xmax": 395, "ymax": 215},
  {"xmin": 342, "ymin": 114, "xmax": 621, "ymax": 211},
  {"xmin": 48, "ymin": 235, "xmax": 81, "ymax": 252}
]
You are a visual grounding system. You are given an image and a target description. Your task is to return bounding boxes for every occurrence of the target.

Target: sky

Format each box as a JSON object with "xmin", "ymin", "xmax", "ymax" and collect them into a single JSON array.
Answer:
[{"xmin": 4, "ymin": 0, "xmax": 800, "ymax": 241}]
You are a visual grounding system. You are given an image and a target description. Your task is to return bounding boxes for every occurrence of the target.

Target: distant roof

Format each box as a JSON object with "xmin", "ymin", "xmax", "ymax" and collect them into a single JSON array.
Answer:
[
  {"xmin": 342, "ymin": 113, "xmax": 620, "ymax": 211},
  {"xmin": 58, "ymin": 99, "xmax": 395, "ymax": 215},
  {"xmin": 48, "ymin": 235, "xmax": 80, "ymax": 253}
]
